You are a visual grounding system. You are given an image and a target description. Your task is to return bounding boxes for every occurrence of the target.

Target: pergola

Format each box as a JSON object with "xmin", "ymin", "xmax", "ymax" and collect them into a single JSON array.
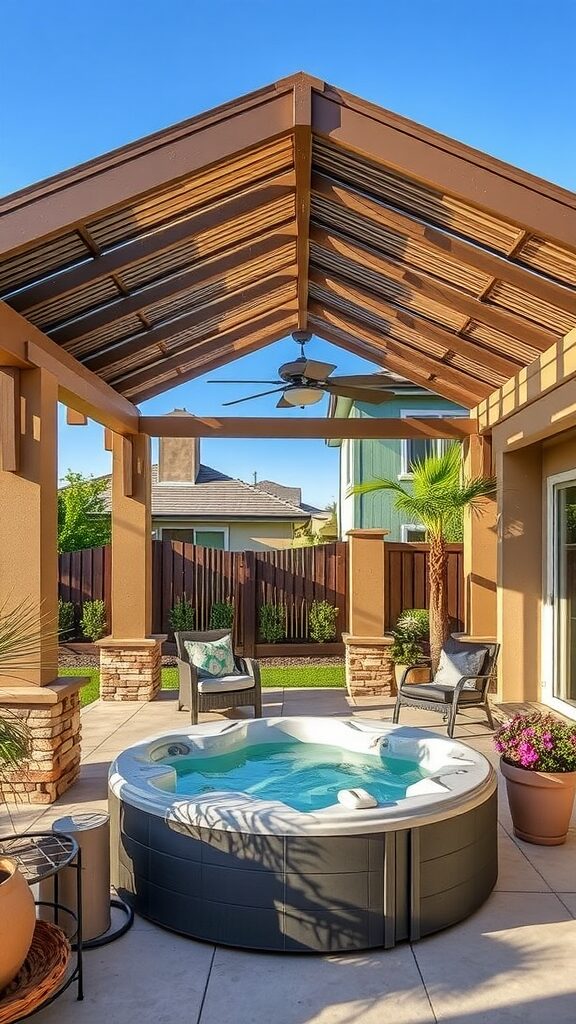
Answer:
[{"xmin": 1, "ymin": 73, "xmax": 575, "ymax": 802}]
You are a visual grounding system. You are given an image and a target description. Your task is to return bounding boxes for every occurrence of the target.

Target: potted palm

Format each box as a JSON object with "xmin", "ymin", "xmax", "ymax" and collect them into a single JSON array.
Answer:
[
  {"xmin": 351, "ymin": 445, "xmax": 496, "ymax": 673},
  {"xmin": 495, "ymin": 711, "xmax": 576, "ymax": 845},
  {"xmin": 0, "ymin": 596, "xmax": 58, "ymax": 989},
  {"xmin": 390, "ymin": 609, "xmax": 430, "ymax": 689}
]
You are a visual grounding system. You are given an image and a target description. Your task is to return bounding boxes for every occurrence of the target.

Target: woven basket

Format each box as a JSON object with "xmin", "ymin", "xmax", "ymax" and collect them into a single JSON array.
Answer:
[{"xmin": 0, "ymin": 920, "xmax": 71, "ymax": 1024}]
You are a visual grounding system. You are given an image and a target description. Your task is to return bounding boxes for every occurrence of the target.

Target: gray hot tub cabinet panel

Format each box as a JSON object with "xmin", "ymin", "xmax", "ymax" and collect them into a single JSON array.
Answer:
[{"xmin": 110, "ymin": 788, "xmax": 497, "ymax": 952}]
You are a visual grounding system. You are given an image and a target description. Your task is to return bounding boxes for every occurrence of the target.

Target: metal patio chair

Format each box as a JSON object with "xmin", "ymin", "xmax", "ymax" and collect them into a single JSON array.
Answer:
[
  {"xmin": 392, "ymin": 639, "xmax": 500, "ymax": 737},
  {"xmin": 175, "ymin": 629, "xmax": 262, "ymax": 725}
]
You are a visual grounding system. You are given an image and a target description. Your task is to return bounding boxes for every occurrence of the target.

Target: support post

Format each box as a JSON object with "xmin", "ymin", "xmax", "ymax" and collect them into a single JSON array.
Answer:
[
  {"xmin": 0, "ymin": 365, "xmax": 82, "ymax": 803},
  {"xmin": 98, "ymin": 432, "xmax": 161, "ymax": 700},
  {"xmin": 343, "ymin": 530, "xmax": 394, "ymax": 700},
  {"xmin": 463, "ymin": 434, "xmax": 497, "ymax": 639}
]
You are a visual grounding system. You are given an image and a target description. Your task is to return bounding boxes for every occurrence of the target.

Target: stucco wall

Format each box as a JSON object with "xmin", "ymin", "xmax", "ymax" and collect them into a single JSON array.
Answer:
[{"xmin": 153, "ymin": 518, "xmax": 295, "ymax": 551}]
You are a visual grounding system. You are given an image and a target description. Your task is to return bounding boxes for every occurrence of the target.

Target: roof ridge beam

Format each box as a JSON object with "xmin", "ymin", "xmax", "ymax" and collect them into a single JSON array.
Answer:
[
  {"xmin": 311, "ymin": 174, "xmax": 576, "ymax": 315},
  {"xmin": 310, "ymin": 226, "xmax": 555, "ymax": 352},
  {"xmin": 293, "ymin": 79, "xmax": 313, "ymax": 332}
]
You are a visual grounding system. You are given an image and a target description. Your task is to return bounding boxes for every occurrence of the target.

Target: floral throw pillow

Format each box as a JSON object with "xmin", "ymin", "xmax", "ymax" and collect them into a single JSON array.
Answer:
[{"xmin": 184, "ymin": 635, "xmax": 235, "ymax": 679}]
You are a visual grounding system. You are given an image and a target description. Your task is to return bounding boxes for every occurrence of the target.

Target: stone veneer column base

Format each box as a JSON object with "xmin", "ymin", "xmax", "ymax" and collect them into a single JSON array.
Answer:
[
  {"xmin": 343, "ymin": 633, "xmax": 395, "ymax": 699},
  {"xmin": 0, "ymin": 680, "xmax": 83, "ymax": 805},
  {"xmin": 98, "ymin": 638, "xmax": 162, "ymax": 701}
]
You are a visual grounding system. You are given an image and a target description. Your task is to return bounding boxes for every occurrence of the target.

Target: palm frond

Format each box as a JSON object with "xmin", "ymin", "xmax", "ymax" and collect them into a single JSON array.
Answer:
[
  {"xmin": 0, "ymin": 595, "xmax": 59, "ymax": 670},
  {"xmin": 0, "ymin": 710, "xmax": 30, "ymax": 770},
  {"xmin": 348, "ymin": 478, "xmax": 410, "ymax": 500}
]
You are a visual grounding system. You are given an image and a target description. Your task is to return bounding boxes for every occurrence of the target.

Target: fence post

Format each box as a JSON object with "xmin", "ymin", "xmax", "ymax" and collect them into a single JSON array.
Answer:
[
  {"xmin": 344, "ymin": 529, "xmax": 394, "ymax": 700},
  {"xmin": 242, "ymin": 549, "xmax": 257, "ymax": 657}
]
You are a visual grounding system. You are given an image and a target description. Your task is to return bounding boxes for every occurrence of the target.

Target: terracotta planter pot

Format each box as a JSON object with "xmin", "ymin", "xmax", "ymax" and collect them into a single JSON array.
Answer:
[
  {"xmin": 0, "ymin": 857, "xmax": 36, "ymax": 991},
  {"xmin": 394, "ymin": 664, "xmax": 430, "ymax": 688},
  {"xmin": 500, "ymin": 759, "xmax": 576, "ymax": 846}
]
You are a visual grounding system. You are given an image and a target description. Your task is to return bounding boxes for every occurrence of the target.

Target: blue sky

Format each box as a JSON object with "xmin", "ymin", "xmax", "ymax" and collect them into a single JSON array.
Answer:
[{"xmin": 2, "ymin": 1, "xmax": 575, "ymax": 505}]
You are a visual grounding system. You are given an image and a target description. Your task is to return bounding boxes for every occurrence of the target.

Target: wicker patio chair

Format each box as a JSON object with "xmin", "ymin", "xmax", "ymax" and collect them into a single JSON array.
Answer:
[
  {"xmin": 392, "ymin": 639, "xmax": 500, "ymax": 737},
  {"xmin": 175, "ymin": 629, "xmax": 262, "ymax": 725}
]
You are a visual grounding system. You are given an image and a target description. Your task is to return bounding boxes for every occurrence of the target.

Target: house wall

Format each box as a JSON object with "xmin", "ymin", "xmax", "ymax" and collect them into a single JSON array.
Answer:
[
  {"xmin": 152, "ymin": 518, "xmax": 296, "ymax": 551},
  {"xmin": 340, "ymin": 395, "xmax": 467, "ymax": 540}
]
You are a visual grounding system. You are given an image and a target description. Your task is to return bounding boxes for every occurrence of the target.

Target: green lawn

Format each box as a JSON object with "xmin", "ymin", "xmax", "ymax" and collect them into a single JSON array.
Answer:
[{"xmin": 61, "ymin": 664, "xmax": 345, "ymax": 708}]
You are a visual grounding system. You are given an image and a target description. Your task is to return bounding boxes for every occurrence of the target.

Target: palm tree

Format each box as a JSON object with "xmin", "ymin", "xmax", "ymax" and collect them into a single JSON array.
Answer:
[{"xmin": 350, "ymin": 445, "xmax": 496, "ymax": 673}]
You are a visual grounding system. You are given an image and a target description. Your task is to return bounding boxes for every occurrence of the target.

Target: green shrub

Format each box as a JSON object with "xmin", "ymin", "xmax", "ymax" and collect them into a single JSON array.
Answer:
[
  {"xmin": 209, "ymin": 601, "xmax": 234, "ymax": 630},
  {"xmin": 169, "ymin": 596, "xmax": 195, "ymax": 632},
  {"xmin": 308, "ymin": 600, "xmax": 338, "ymax": 643},
  {"xmin": 81, "ymin": 600, "xmax": 108, "ymax": 642},
  {"xmin": 259, "ymin": 603, "xmax": 286, "ymax": 643},
  {"xmin": 58, "ymin": 599, "xmax": 75, "ymax": 640},
  {"xmin": 396, "ymin": 608, "xmax": 429, "ymax": 641}
]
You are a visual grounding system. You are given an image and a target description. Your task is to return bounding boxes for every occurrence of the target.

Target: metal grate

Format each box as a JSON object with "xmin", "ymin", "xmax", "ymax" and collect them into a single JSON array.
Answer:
[{"xmin": 0, "ymin": 832, "xmax": 77, "ymax": 883}]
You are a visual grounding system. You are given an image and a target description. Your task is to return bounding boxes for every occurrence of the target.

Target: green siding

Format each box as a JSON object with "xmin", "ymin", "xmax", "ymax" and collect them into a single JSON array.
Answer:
[{"xmin": 352, "ymin": 395, "xmax": 466, "ymax": 540}]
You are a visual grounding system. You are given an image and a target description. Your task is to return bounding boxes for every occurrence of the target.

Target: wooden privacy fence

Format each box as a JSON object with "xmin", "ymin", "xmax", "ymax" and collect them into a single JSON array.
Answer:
[
  {"xmin": 58, "ymin": 539, "xmax": 464, "ymax": 651},
  {"xmin": 385, "ymin": 543, "xmax": 464, "ymax": 631}
]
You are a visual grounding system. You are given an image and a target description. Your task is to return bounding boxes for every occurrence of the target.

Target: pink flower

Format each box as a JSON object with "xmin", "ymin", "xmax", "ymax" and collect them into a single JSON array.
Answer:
[
  {"xmin": 541, "ymin": 732, "xmax": 554, "ymax": 751},
  {"xmin": 517, "ymin": 741, "xmax": 539, "ymax": 768}
]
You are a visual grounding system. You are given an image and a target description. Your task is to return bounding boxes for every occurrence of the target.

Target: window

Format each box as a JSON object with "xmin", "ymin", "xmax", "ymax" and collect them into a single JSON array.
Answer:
[
  {"xmin": 399, "ymin": 409, "xmax": 467, "ymax": 478},
  {"xmin": 401, "ymin": 524, "xmax": 427, "ymax": 543},
  {"xmin": 193, "ymin": 529, "xmax": 227, "ymax": 550},
  {"xmin": 161, "ymin": 528, "xmax": 194, "ymax": 543}
]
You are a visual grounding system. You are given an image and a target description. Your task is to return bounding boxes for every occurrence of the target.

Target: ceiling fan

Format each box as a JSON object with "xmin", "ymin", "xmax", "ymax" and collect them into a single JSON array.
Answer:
[{"xmin": 208, "ymin": 332, "xmax": 397, "ymax": 409}]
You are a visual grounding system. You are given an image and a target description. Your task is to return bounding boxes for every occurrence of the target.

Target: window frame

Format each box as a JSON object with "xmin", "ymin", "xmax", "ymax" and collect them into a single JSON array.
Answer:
[
  {"xmin": 192, "ymin": 527, "xmax": 229, "ymax": 550},
  {"xmin": 401, "ymin": 523, "xmax": 428, "ymax": 543},
  {"xmin": 399, "ymin": 408, "xmax": 468, "ymax": 479}
]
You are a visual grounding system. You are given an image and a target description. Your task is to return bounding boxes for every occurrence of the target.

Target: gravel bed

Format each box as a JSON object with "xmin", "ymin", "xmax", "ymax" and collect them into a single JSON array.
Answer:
[{"xmin": 58, "ymin": 652, "xmax": 343, "ymax": 669}]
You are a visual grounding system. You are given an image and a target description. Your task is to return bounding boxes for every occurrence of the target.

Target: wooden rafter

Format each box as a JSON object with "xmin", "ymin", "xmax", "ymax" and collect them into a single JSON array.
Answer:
[
  {"xmin": 113, "ymin": 302, "xmax": 298, "ymax": 394},
  {"xmin": 49, "ymin": 227, "xmax": 296, "ymax": 343},
  {"xmin": 309, "ymin": 269, "xmax": 519, "ymax": 382},
  {"xmin": 310, "ymin": 227, "xmax": 554, "ymax": 352},
  {"xmin": 311, "ymin": 175, "xmax": 576, "ymax": 315},
  {"xmin": 84, "ymin": 270, "xmax": 297, "ymax": 374}
]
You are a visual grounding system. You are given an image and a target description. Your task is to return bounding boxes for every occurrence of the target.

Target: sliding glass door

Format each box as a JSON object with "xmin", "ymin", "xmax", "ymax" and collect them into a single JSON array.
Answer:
[{"xmin": 545, "ymin": 474, "xmax": 576, "ymax": 716}]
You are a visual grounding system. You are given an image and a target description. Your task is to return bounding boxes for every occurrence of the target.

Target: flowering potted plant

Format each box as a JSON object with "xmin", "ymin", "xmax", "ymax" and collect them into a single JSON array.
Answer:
[{"xmin": 495, "ymin": 711, "xmax": 576, "ymax": 845}]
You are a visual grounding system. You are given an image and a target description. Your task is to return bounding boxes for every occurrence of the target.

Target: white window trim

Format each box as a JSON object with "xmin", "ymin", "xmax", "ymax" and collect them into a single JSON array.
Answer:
[
  {"xmin": 401, "ymin": 523, "xmax": 427, "ymax": 542},
  {"xmin": 193, "ymin": 526, "xmax": 229, "ymax": 550},
  {"xmin": 399, "ymin": 408, "xmax": 468, "ymax": 478}
]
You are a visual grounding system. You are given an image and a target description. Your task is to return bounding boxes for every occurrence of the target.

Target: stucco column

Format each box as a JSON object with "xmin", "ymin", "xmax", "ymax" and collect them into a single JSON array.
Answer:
[
  {"xmin": 463, "ymin": 434, "xmax": 497, "ymax": 638},
  {"xmin": 98, "ymin": 432, "xmax": 161, "ymax": 700},
  {"xmin": 0, "ymin": 367, "xmax": 82, "ymax": 803},
  {"xmin": 344, "ymin": 529, "xmax": 394, "ymax": 699},
  {"xmin": 495, "ymin": 438, "xmax": 542, "ymax": 702}
]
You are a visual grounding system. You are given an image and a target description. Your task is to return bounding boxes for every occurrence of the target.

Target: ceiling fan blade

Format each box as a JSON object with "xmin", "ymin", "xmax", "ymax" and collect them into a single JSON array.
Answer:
[
  {"xmin": 301, "ymin": 359, "xmax": 337, "ymax": 381},
  {"xmin": 276, "ymin": 395, "xmax": 292, "ymax": 409},
  {"xmin": 324, "ymin": 382, "xmax": 396, "ymax": 404},
  {"xmin": 222, "ymin": 387, "xmax": 288, "ymax": 407},
  {"xmin": 327, "ymin": 374, "xmax": 396, "ymax": 387},
  {"xmin": 208, "ymin": 379, "xmax": 282, "ymax": 385}
]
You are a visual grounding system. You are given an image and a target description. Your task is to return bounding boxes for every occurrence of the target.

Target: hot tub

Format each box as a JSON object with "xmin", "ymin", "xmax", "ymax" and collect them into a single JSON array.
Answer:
[{"xmin": 109, "ymin": 717, "xmax": 497, "ymax": 952}]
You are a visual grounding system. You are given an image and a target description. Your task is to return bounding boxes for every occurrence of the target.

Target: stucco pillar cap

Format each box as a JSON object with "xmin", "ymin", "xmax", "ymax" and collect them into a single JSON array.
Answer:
[{"xmin": 346, "ymin": 529, "xmax": 390, "ymax": 538}]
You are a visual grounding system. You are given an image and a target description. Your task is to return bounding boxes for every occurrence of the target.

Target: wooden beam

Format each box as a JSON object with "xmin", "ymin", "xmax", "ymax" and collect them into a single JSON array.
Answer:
[
  {"xmin": 85, "ymin": 269, "xmax": 297, "ymax": 374},
  {"xmin": 0, "ymin": 301, "xmax": 139, "ymax": 434},
  {"xmin": 104, "ymin": 427, "xmax": 113, "ymax": 451},
  {"xmin": 310, "ymin": 269, "xmax": 513, "ymax": 387},
  {"xmin": 310, "ymin": 227, "xmax": 554, "ymax": 353},
  {"xmin": 49, "ymin": 227, "xmax": 296, "ymax": 344},
  {"xmin": 311, "ymin": 174, "xmax": 576, "ymax": 315},
  {"xmin": 312, "ymin": 89, "xmax": 576, "ymax": 249},
  {"xmin": 11, "ymin": 171, "xmax": 296, "ymax": 313},
  {"xmin": 0, "ymin": 86, "xmax": 294, "ymax": 255},
  {"xmin": 0, "ymin": 368, "xmax": 19, "ymax": 471},
  {"xmin": 139, "ymin": 415, "xmax": 477, "ymax": 440},
  {"xmin": 307, "ymin": 301, "xmax": 477, "ymax": 405},
  {"xmin": 293, "ymin": 80, "xmax": 312, "ymax": 331},
  {"xmin": 121, "ymin": 436, "xmax": 133, "ymax": 496},
  {"xmin": 309, "ymin": 313, "xmax": 477, "ymax": 408},
  {"xmin": 66, "ymin": 408, "xmax": 88, "ymax": 425},
  {"xmin": 119, "ymin": 304, "xmax": 297, "ymax": 396}
]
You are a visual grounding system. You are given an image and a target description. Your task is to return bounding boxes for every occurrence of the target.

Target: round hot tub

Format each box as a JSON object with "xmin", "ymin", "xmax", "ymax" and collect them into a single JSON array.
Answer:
[{"xmin": 109, "ymin": 717, "xmax": 497, "ymax": 952}]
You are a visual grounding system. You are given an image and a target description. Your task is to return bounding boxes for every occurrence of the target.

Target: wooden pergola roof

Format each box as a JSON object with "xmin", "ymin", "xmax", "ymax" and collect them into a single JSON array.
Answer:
[{"xmin": 1, "ymin": 72, "xmax": 575, "ymax": 411}]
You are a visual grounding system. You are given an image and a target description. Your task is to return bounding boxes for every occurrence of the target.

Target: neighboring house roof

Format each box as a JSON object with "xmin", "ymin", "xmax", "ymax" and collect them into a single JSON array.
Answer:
[
  {"xmin": 100, "ymin": 465, "xmax": 310, "ymax": 520},
  {"xmin": 255, "ymin": 479, "xmax": 326, "ymax": 517}
]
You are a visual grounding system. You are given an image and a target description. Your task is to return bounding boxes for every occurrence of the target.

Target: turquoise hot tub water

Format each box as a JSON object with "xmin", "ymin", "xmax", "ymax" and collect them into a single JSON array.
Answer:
[{"xmin": 167, "ymin": 740, "xmax": 429, "ymax": 812}]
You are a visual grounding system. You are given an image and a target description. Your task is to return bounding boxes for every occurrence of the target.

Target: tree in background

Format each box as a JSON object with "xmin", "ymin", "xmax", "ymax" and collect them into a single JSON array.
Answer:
[
  {"xmin": 350, "ymin": 446, "xmax": 495, "ymax": 673},
  {"xmin": 58, "ymin": 471, "xmax": 111, "ymax": 552}
]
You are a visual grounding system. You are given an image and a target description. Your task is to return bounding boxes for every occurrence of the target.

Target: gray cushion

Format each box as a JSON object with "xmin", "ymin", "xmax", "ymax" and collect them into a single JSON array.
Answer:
[
  {"xmin": 401, "ymin": 683, "xmax": 483, "ymax": 704},
  {"xmin": 434, "ymin": 643, "xmax": 487, "ymax": 690},
  {"xmin": 197, "ymin": 673, "xmax": 254, "ymax": 695}
]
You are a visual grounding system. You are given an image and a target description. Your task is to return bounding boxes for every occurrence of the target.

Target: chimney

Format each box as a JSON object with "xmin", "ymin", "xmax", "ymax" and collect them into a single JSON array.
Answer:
[{"xmin": 158, "ymin": 409, "xmax": 200, "ymax": 483}]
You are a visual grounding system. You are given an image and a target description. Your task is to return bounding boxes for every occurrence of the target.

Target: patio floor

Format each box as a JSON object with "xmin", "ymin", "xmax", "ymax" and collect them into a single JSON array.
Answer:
[{"xmin": 2, "ymin": 688, "xmax": 575, "ymax": 1024}]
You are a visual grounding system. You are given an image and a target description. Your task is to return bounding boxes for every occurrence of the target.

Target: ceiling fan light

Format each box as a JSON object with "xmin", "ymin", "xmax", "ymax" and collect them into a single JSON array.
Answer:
[{"xmin": 283, "ymin": 387, "xmax": 323, "ymax": 407}]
